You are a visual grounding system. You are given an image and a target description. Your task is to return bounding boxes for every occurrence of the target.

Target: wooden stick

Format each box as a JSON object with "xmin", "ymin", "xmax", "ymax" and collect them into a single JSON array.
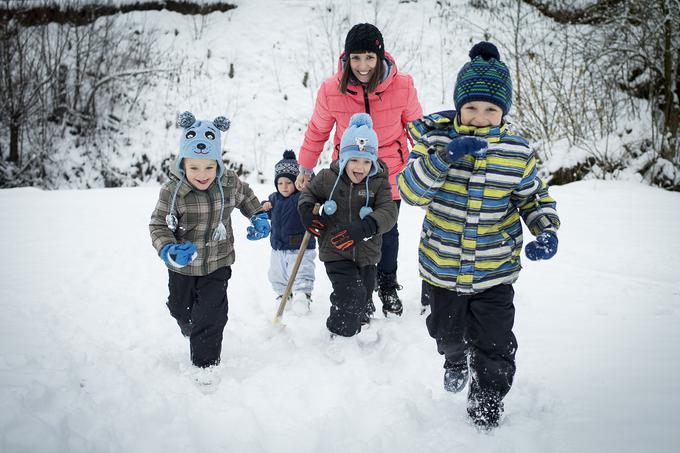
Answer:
[{"xmin": 273, "ymin": 203, "xmax": 320, "ymax": 324}]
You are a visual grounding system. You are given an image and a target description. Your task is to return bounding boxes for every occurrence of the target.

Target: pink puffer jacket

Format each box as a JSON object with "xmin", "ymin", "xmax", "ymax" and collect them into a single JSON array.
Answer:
[{"xmin": 298, "ymin": 52, "xmax": 423, "ymax": 200}]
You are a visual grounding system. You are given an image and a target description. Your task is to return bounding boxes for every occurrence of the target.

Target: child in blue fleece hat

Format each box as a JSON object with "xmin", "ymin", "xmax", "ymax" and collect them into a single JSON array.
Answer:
[
  {"xmin": 149, "ymin": 111, "xmax": 270, "ymax": 372},
  {"xmin": 298, "ymin": 113, "xmax": 398, "ymax": 338}
]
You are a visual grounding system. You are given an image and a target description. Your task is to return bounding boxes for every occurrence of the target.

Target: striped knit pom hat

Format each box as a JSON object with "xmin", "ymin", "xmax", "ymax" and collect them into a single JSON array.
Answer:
[{"xmin": 453, "ymin": 42, "xmax": 512, "ymax": 115}]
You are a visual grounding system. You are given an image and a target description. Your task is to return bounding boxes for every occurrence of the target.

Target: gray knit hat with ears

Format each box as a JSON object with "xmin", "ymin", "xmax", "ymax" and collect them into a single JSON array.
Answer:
[{"xmin": 166, "ymin": 111, "xmax": 231, "ymax": 241}]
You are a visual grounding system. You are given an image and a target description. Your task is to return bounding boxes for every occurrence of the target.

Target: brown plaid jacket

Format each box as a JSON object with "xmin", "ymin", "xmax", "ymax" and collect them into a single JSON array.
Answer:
[{"xmin": 150, "ymin": 169, "xmax": 263, "ymax": 276}]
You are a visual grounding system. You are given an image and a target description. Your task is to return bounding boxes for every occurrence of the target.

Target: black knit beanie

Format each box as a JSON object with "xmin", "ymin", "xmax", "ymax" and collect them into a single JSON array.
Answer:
[{"xmin": 344, "ymin": 23, "xmax": 384, "ymax": 60}]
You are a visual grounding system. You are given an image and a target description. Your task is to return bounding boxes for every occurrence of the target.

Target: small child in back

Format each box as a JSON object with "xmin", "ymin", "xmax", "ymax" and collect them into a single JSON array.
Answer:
[
  {"xmin": 261, "ymin": 150, "xmax": 317, "ymax": 315},
  {"xmin": 298, "ymin": 113, "xmax": 398, "ymax": 338},
  {"xmin": 398, "ymin": 42, "xmax": 561, "ymax": 428},
  {"xmin": 149, "ymin": 111, "xmax": 270, "ymax": 375}
]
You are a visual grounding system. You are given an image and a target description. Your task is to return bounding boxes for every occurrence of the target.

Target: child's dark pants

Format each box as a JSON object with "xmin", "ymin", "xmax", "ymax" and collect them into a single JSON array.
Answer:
[
  {"xmin": 166, "ymin": 266, "xmax": 231, "ymax": 368},
  {"xmin": 377, "ymin": 200, "xmax": 400, "ymax": 283},
  {"xmin": 423, "ymin": 281, "xmax": 517, "ymax": 422},
  {"xmin": 324, "ymin": 260, "xmax": 377, "ymax": 337}
]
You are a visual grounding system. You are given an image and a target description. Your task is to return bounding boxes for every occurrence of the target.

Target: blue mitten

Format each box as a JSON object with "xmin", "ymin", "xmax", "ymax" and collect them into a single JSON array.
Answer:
[
  {"xmin": 160, "ymin": 241, "xmax": 198, "ymax": 268},
  {"xmin": 440, "ymin": 136, "xmax": 488, "ymax": 164},
  {"xmin": 525, "ymin": 232, "xmax": 558, "ymax": 261},
  {"xmin": 247, "ymin": 212, "xmax": 271, "ymax": 241}
]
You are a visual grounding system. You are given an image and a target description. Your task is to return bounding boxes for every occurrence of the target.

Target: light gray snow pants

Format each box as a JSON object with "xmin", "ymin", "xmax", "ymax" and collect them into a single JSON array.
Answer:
[{"xmin": 268, "ymin": 248, "xmax": 316, "ymax": 295}]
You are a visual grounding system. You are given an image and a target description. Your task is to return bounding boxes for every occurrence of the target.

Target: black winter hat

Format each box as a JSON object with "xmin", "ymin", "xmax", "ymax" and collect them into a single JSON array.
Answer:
[
  {"xmin": 274, "ymin": 149, "xmax": 299, "ymax": 189},
  {"xmin": 344, "ymin": 23, "xmax": 384, "ymax": 60}
]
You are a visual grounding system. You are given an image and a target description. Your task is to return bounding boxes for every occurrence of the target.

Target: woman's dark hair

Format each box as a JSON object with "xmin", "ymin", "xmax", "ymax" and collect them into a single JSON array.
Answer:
[{"xmin": 338, "ymin": 52, "xmax": 385, "ymax": 94}]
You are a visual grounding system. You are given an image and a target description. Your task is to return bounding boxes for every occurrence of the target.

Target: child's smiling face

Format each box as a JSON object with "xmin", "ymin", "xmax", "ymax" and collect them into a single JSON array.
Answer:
[
  {"xmin": 345, "ymin": 157, "xmax": 373, "ymax": 184},
  {"xmin": 460, "ymin": 101, "xmax": 503, "ymax": 127},
  {"xmin": 184, "ymin": 158, "xmax": 217, "ymax": 191}
]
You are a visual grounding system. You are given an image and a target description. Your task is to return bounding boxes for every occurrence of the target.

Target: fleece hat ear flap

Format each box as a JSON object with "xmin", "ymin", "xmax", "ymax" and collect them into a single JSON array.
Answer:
[
  {"xmin": 453, "ymin": 41, "xmax": 513, "ymax": 115},
  {"xmin": 323, "ymin": 113, "xmax": 379, "ymax": 219}
]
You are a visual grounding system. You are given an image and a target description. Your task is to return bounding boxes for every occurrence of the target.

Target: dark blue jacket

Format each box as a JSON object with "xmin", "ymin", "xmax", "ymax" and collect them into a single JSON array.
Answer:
[{"xmin": 267, "ymin": 191, "xmax": 316, "ymax": 251}]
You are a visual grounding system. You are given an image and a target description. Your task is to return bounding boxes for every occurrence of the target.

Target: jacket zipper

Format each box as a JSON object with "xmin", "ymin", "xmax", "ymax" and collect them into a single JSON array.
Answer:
[
  {"xmin": 362, "ymin": 85, "xmax": 370, "ymax": 114},
  {"xmin": 397, "ymin": 140, "xmax": 405, "ymax": 163},
  {"xmin": 349, "ymin": 181, "xmax": 356, "ymax": 261},
  {"xmin": 203, "ymin": 188, "xmax": 214, "ymax": 275}
]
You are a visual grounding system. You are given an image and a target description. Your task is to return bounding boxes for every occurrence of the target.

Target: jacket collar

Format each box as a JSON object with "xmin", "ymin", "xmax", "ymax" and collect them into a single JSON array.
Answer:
[{"xmin": 453, "ymin": 114, "xmax": 507, "ymax": 143}]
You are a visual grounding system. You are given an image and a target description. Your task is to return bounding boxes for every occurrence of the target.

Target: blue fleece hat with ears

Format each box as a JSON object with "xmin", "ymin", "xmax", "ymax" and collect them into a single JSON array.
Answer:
[
  {"xmin": 166, "ymin": 111, "xmax": 231, "ymax": 241},
  {"xmin": 175, "ymin": 111, "xmax": 231, "ymax": 177},
  {"xmin": 323, "ymin": 113, "xmax": 379, "ymax": 219}
]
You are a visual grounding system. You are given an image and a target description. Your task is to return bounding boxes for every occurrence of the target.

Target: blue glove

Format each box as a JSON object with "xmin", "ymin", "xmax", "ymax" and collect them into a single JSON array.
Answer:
[
  {"xmin": 525, "ymin": 232, "xmax": 558, "ymax": 261},
  {"xmin": 441, "ymin": 136, "xmax": 488, "ymax": 164},
  {"xmin": 160, "ymin": 241, "xmax": 198, "ymax": 268},
  {"xmin": 247, "ymin": 212, "xmax": 270, "ymax": 241}
]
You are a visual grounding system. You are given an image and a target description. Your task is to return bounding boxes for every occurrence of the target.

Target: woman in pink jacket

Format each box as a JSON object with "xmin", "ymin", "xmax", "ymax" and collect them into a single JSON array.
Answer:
[{"xmin": 296, "ymin": 23, "xmax": 423, "ymax": 319}]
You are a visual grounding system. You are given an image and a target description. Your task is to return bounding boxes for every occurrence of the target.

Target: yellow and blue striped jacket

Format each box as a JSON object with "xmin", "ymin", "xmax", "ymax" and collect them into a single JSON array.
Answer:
[{"xmin": 398, "ymin": 111, "xmax": 560, "ymax": 294}]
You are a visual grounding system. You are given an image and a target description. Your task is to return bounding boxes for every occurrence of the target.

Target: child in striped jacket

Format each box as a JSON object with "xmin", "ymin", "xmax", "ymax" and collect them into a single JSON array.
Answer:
[{"xmin": 397, "ymin": 42, "xmax": 561, "ymax": 429}]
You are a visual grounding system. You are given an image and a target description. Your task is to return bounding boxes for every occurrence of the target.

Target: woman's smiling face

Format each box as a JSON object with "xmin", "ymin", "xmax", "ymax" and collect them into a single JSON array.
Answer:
[{"xmin": 348, "ymin": 52, "xmax": 378, "ymax": 84}]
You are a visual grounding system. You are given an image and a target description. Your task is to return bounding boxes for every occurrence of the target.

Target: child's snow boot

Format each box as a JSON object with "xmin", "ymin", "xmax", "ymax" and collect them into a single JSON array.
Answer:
[
  {"xmin": 361, "ymin": 298, "xmax": 376, "ymax": 325},
  {"xmin": 443, "ymin": 358, "xmax": 469, "ymax": 393},
  {"xmin": 190, "ymin": 365, "xmax": 221, "ymax": 393},
  {"xmin": 291, "ymin": 292, "xmax": 312, "ymax": 315},
  {"xmin": 378, "ymin": 278, "xmax": 403, "ymax": 316},
  {"xmin": 276, "ymin": 293, "xmax": 292, "ymax": 308},
  {"xmin": 467, "ymin": 391, "xmax": 503, "ymax": 430}
]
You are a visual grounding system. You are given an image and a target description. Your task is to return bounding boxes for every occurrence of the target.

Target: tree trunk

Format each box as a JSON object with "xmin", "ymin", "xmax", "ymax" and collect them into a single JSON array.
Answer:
[
  {"xmin": 661, "ymin": 0, "xmax": 678, "ymax": 160},
  {"xmin": 513, "ymin": 0, "xmax": 522, "ymax": 108},
  {"xmin": 51, "ymin": 64, "xmax": 68, "ymax": 123},
  {"xmin": 9, "ymin": 121, "xmax": 19, "ymax": 163}
]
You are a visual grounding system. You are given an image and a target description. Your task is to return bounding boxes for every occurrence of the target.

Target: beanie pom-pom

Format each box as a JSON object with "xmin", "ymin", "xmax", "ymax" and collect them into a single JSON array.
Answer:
[
  {"xmin": 469, "ymin": 41, "xmax": 500, "ymax": 61},
  {"xmin": 177, "ymin": 111, "xmax": 196, "ymax": 128},
  {"xmin": 213, "ymin": 222, "xmax": 227, "ymax": 241},
  {"xmin": 323, "ymin": 199, "xmax": 337, "ymax": 215},
  {"xmin": 213, "ymin": 116, "xmax": 231, "ymax": 132},
  {"xmin": 359, "ymin": 206, "xmax": 373, "ymax": 219},
  {"xmin": 282, "ymin": 149, "xmax": 296, "ymax": 160},
  {"xmin": 349, "ymin": 112, "xmax": 373, "ymax": 129}
]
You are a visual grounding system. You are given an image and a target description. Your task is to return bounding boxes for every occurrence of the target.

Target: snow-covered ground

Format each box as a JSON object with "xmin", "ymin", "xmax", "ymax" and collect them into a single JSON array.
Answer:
[{"xmin": 1, "ymin": 180, "xmax": 679, "ymax": 452}]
